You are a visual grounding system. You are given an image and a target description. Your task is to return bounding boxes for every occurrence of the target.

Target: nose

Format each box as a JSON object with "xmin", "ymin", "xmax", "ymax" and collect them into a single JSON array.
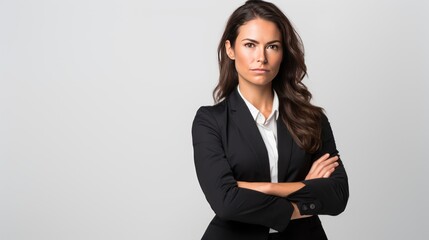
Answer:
[{"xmin": 256, "ymin": 47, "xmax": 267, "ymax": 64}]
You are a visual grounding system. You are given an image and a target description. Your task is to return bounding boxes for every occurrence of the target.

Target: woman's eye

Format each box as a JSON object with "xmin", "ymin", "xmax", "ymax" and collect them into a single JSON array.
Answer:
[
  {"xmin": 244, "ymin": 43, "xmax": 255, "ymax": 48},
  {"xmin": 267, "ymin": 45, "xmax": 279, "ymax": 50}
]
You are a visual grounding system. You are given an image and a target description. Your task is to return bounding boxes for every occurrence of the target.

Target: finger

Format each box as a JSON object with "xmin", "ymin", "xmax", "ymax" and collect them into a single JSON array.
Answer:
[
  {"xmin": 322, "ymin": 167, "xmax": 336, "ymax": 178},
  {"xmin": 309, "ymin": 153, "xmax": 330, "ymax": 174},
  {"xmin": 314, "ymin": 158, "xmax": 339, "ymax": 177},
  {"xmin": 316, "ymin": 156, "xmax": 339, "ymax": 170},
  {"xmin": 319, "ymin": 162, "xmax": 338, "ymax": 178},
  {"xmin": 324, "ymin": 155, "xmax": 339, "ymax": 163},
  {"xmin": 315, "ymin": 153, "xmax": 330, "ymax": 164}
]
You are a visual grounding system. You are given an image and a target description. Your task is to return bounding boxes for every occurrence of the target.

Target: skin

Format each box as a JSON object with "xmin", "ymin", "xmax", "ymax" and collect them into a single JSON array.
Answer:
[
  {"xmin": 225, "ymin": 18, "xmax": 339, "ymax": 220},
  {"xmin": 225, "ymin": 18, "xmax": 283, "ymax": 118}
]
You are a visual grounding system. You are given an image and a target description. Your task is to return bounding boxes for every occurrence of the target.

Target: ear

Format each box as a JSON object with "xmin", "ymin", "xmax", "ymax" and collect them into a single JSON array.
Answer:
[{"xmin": 225, "ymin": 40, "xmax": 235, "ymax": 60}]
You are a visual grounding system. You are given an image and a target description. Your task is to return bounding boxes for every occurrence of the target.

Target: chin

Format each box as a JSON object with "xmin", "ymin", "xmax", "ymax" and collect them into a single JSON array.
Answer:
[
  {"xmin": 239, "ymin": 74, "xmax": 276, "ymax": 87},
  {"xmin": 250, "ymin": 78, "xmax": 274, "ymax": 86}
]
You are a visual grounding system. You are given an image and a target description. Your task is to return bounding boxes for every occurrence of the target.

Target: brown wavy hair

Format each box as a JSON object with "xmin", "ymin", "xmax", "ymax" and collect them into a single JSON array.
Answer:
[{"xmin": 213, "ymin": 0, "xmax": 324, "ymax": 153}]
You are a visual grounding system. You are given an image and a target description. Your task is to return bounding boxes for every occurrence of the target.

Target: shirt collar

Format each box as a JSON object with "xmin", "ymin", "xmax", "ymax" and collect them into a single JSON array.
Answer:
[{"xmin": 237, "ymin": 85, "xmax": 279, "ymax": 125}]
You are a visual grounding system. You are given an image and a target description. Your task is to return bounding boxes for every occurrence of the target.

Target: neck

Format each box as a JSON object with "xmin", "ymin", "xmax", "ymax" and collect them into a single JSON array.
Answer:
[{"xmin": 238, "ymin": 82, "xmax": 273, "ymax": 113}]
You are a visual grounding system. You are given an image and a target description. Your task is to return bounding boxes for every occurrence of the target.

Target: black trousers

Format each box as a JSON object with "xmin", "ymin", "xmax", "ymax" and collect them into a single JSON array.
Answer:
[{"xmin": 268, "ymin": 216, "xmax": 328, "ymax": 240}]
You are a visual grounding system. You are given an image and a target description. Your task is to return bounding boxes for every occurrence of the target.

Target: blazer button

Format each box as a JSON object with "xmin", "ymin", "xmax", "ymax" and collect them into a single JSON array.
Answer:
[
  {"xmin": 302, "ymin": 204, "xmax": 308, "ymax": 211},
  {"xmin": 310, "ymin": 203, "xmax": 316, "ymax": 210}
]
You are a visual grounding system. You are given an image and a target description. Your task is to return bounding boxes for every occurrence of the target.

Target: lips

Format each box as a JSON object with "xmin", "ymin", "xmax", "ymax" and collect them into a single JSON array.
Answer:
[{"xmin": 250, "ymin": 68, "xmax": 270, "ymax": 73}]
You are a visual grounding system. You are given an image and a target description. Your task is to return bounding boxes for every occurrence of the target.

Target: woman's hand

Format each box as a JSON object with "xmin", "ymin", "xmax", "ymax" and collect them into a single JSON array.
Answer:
[{"xmin": 305, "ymin": 153, "xmax": 339, "ymax": 180}]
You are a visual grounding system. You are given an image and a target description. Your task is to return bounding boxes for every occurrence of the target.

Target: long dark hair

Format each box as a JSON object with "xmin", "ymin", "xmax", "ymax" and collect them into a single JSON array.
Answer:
[{"xmin": 213, "ymin": 0, "xmax": 324, "ymax": 153}]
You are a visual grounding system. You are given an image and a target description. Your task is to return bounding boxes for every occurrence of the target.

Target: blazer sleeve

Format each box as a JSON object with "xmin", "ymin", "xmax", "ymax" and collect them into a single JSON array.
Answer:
[
  {"xmin": 192, "ymin": 106, "xmax": 294, "ymax": 231},
  {"xmin": 287, "ymin": 114, "xmax": 349, "ymax": 216}
]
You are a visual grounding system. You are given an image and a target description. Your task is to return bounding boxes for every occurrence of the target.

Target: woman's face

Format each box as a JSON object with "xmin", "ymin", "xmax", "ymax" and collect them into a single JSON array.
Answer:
[{"xmin": 226, "ymin": 18, "xmax": 283, "ymax": 88}]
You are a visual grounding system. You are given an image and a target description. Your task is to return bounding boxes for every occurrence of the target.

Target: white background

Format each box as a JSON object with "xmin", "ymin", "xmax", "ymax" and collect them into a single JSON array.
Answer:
[{"xmin": 1, "ymin": 0, "xmax": 428, "ymax": 239}]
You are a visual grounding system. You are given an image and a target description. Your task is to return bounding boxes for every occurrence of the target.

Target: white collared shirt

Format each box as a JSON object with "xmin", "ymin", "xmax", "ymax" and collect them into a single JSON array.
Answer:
[{"xmin": 237, "ymin": 86, "xmax": 280, "ymax": 233}]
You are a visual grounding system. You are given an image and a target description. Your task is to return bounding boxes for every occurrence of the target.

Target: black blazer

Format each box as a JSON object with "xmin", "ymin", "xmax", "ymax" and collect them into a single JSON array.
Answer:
[{"xmin": 192, "ymin": 88, "xmax": 349, "ymax": 240}]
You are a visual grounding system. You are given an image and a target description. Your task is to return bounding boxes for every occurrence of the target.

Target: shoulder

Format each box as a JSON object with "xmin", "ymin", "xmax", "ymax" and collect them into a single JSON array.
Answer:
[
  {"xmin": 193, "ymin": 99, "xmax": 228, "ymax": 124},
  {"xmin": 191, "ymin": 100, "xmax": 228, "ymax": 143},
  {"xmin": 196, "ymin": 99, "xmax": 227, "ymax": 116}
]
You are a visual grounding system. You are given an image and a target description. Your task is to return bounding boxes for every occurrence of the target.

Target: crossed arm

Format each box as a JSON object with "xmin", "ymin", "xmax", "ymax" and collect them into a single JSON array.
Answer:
[
  {"xmin": 237, "ymin": 153, "xmax": 340, "ymax": 219},
  {"xmin": 192, "ymin": 107, "xmax": 348, "ymax": 231}
]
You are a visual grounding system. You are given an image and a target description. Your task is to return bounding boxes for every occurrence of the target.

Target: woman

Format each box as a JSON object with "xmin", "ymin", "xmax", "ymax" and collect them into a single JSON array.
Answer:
[{"xmin": 191, "ymin": 1, "xmax": 349, "ymax": 239}]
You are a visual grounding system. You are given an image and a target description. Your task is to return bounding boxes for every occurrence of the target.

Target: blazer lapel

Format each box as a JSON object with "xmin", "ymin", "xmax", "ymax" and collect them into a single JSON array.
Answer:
[
  {"xmin": 228, "ymin": 89, "xmax": 271, "ymax": 180},
  {"xmin": 277, "ymin": 118, "xmax": 293, "ymax": 182}
]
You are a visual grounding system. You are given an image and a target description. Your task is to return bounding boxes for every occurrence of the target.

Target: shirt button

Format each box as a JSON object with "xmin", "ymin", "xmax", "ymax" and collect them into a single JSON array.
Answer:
[{"xmin": 310, "ymin": 203, "xmax": 316, "ymax": 210}]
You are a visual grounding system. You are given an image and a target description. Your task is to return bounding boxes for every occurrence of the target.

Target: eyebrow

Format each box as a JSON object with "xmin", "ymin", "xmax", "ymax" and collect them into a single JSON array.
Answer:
[{"xmin": 241, "ymin": 38, "xmax": 282, "ymax": 44}]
